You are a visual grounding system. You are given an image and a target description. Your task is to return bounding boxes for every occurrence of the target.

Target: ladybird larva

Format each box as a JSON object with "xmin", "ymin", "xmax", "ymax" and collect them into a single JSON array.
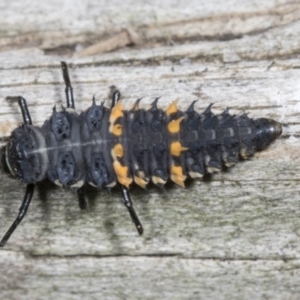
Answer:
[{"xmin": 0, "ymin": 62, "xmax": 282, "ymax": 246}]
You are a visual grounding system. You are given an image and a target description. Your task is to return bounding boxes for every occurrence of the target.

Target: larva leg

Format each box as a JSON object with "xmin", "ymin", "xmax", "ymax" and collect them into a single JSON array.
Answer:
[
  {"xmin": 0, "ymin": 183, "xmax": 35, "ymax": 247},
  {"xmin": 111, "ymin": 90, "xmax": 121, "ymax": 108},
  {"xmin": 121, "ymin": 187, "xmax": 143, "ymax": 235},
  {"xmin": 77, "ymin": 187, "xmax": 87, "ymax": 210},
  {"xmin": 61, "ymin": 61, "xmax": 75, "ymax": 109},
  {"xmin": 6, "ymin": 96, "xmax": 32, "ymax": 125},
  {"xmin": 61, "ymin": 61, "xmax": 87, "ymax": 209},
  {"xmin": 111, "ymin": 90, "xmax": 143, "ymax": 235}
]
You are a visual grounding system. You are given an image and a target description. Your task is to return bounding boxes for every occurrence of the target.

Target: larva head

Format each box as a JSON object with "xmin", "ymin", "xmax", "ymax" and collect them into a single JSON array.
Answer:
[
  {"xmin": 255, "ymin": 118, "xmax": 282, "ymax": 151},
  {"xmin": 1, "ymin": 125, "xmax": 48, "ymax": 183}
]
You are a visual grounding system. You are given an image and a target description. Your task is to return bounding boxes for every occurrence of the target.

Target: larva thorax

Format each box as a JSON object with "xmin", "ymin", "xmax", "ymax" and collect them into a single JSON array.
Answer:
[{"xmin": 2, "ymin": 97, "xmax": 282, "ymax": 191}]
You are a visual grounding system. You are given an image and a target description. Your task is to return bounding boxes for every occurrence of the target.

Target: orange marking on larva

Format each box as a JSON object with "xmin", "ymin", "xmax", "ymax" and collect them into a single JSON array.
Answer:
[
  {"xmin": 109, "ymin": 101, "xmax": 123, "ymax": 123},
  {"xmin": 111, "ymin": 143, "xmax": 124, "ymax": 160},
  {"xmin": 170, "ymin": 175, "xmax": 186, "ymax": 188},
  {"xmin": 113, "ymin": 161, "xmax": 128, "ymax": 177},
  {"xmin": 170, "ymin": 165, "xmax": 186, "ymax": 187},
  {"xmin": 166, "ymin": 99, "xmax": 179, "ymax": 115},
  {"xmin": 170, "ymin": 141, "xmax": 188, "ymax": 157},
  {"xmin": 111, "ymin": 124, "xmax": 122, "ymax": 136},
  {"xmin": 118, "ymin": 177, "xmax": 132, "ymax": 188},
  {"xmin": 168, "ymin": 116, "xmax": 184, "ymax": 134},
  {"xmin": 171, "ymin": 165, "xmax": 184, "ymax": 176},
  {"xmin": 113, "ymin": 161, "xmax": 132, "ymax": 188},
  {"xmin": 134, "ymin": 176, "xmax": 147, "ymax": 189}
]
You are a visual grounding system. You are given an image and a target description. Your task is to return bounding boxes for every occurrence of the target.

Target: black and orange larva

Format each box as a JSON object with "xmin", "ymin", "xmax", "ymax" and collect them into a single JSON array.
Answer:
[{"xmin": 0, "ymin": 62, "xmax": 282, "ymax": 246}]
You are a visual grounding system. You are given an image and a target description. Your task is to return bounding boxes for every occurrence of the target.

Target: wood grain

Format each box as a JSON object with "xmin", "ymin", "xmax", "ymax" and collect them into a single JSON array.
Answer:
[{"xmin": 0, "ymin": 1, "xmax": 300, "ymax": 299}]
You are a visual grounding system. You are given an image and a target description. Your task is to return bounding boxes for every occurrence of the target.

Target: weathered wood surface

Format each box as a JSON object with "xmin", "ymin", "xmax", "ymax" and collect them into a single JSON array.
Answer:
[{"xmin": 0, "ymin": 1, "xmax": 300, "ymax": 299}]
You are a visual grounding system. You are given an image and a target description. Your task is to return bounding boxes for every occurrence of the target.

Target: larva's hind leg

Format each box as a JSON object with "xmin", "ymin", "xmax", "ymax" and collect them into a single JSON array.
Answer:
[
  {"xmin": 60, "ymin": 61, "xmax": 87, "ymax": 210},
  {"xmin": 111, "ymin": 90, "xmax": 143, "ymax": 235}
]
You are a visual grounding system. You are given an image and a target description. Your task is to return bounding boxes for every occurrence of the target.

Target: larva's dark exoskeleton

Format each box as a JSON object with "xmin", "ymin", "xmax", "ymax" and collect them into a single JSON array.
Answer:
[{"xmin": 0, "ymin": 62, "xmax": 282, "ymax": 246}]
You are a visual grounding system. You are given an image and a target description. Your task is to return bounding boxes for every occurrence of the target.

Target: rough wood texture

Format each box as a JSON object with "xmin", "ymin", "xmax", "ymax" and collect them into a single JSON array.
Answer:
[{"xmin": 0, "ymin": 1, "xmax": 300, "ymax": 299}]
